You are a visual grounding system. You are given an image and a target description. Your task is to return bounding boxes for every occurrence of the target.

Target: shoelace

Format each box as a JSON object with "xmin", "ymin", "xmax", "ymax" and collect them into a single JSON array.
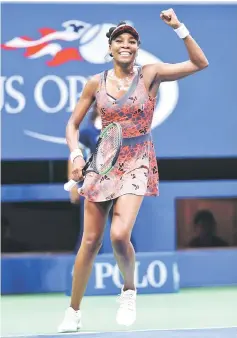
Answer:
[{"xmin": 117, "ymin": 293, "xmax": 135, "ymax": 311}]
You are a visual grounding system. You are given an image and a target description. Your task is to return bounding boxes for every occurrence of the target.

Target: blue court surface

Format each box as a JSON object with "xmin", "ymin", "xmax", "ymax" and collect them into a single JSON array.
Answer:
[{"xmin": 3, "ymin": 327, "xmax": 237, "ymax": 338}]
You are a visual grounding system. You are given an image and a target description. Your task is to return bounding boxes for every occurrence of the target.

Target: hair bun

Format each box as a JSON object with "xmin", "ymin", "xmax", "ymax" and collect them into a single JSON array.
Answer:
[
  {"xmin": 106, "ymin": 22, "xmax": 127, "ymax": 39},
  {"xmin": 106, "ymin": 27, "xmax": 116, "ymax": 39},
  {"xmin": 118, "ymin": 21, "xmax": 126, "ymax": 26}
]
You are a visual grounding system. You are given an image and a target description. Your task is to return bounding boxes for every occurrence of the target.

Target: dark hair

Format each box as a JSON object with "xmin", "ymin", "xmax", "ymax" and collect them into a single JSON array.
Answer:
[
  {"xmin": 194, "ymin": 210, "xmax": 216, "ymax": 225},
  {"xmin": 193, "ymin": 210, "xmax": 217, "ymax": 234}
]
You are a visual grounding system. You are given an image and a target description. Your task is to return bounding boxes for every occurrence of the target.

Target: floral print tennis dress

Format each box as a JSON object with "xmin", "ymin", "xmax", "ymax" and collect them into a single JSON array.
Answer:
[{"xmin": 80, "ymin": 66, "xmax": 159, "ymax": 202}]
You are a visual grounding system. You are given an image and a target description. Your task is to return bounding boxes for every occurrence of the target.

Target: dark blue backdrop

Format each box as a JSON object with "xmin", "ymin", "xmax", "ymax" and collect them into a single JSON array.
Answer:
[{"xmin": 2, "ymin": 3, "xmax": 237, "ymax": 159}]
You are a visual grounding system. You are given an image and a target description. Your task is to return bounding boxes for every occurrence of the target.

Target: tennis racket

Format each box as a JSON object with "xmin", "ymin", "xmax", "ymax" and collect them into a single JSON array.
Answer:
[{"xmin": 64, "ymin": 122, "xmax": 122, "ymax": 191}]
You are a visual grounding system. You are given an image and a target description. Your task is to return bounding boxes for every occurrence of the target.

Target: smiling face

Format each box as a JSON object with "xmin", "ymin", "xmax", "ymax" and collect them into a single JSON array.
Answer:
[{"xmin": 109, "ymin": 32, "xmax": 139, "ymax": 65}]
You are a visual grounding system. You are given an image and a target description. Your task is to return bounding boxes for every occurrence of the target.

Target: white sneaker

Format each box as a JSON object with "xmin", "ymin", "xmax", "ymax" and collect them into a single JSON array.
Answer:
[
  {"xmin": 58, "ymin": 307, "xmax": 82, "ymax": 333},
  {"xmin": 116, "ymin": 288, "xmax": 137, "ymax": 326}
]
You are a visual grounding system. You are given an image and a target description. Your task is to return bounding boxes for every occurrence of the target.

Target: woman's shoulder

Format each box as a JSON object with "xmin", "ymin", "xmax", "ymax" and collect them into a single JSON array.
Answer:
[
  {"xmin": 85, "ymin": 73, "xmax": 102, "ymax": 93},
  {"xmin": 88, "ymin": 73, "xmax": 101, "ymax": 85},
  {"xmin": 87, "ymin": 69, "xmax": 110, "ymax": 86}
]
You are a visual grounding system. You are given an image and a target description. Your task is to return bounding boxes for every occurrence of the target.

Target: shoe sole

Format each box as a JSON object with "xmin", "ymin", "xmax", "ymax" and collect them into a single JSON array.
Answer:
[
  {"xmin": 58, "ymin": 322, "xmax": 82, "ymax": 333},
  {"xmin": 116, "ymin": 318, "xmax": 136, "ymax": 326}
]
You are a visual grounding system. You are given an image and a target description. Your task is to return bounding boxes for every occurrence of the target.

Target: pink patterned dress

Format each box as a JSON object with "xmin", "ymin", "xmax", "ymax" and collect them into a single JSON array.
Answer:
[{"xmin": 80, "ymin": 66, "xmax": 159, "ymax": 202}]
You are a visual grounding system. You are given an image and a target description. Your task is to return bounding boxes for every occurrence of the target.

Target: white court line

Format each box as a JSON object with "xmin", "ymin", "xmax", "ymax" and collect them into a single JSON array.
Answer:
[
  {"xmin": 1, "ymin": 333, "xmax": 101, "ymax": 338},
  {"xmin": 3, "ymin": 326, "xmax": 237, "ymax": 338},
  {"xmin": 132, "ymin": 326, "xmax": 237, "ymax": 332}
]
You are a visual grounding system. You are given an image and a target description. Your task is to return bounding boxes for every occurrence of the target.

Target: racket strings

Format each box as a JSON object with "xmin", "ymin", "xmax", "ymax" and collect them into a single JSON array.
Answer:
[{"xmin": 95, "ymin": 125, "xmax": 121, "ymax": 173}]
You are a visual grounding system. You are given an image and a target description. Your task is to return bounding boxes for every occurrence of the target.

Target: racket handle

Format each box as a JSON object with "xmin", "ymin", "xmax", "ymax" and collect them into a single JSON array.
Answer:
[{"xmin": 64, "ymin": 179, "xmax": 78, "ymax": 191}]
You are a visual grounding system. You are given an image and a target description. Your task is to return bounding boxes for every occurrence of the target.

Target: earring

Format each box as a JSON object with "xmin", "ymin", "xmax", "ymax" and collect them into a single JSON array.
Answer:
[{"xmin": 104, "ymin": 52, "xmax": 113, "ymax": 63}]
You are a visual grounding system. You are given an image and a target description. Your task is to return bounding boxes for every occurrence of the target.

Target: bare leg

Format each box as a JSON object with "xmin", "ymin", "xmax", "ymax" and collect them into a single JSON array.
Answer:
[
  {"xmin": 110, "ymin": 194, "xmax": 144, "ymax": 291},
  {"xmin": 70, "ymin": 199, "xmax": 112, "ymax": 310}
]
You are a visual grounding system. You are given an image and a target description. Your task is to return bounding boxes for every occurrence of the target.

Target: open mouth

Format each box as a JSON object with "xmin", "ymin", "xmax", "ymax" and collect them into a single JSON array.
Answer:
[{"xmin": 119, "ymin": 51, "xmax": 132, "ymax": 56}]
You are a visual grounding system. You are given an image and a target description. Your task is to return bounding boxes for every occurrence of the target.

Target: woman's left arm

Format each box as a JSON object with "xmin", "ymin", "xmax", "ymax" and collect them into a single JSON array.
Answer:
[{"xmin": 145, "ymin": 8, "xmax": 209, "ymax": 82}]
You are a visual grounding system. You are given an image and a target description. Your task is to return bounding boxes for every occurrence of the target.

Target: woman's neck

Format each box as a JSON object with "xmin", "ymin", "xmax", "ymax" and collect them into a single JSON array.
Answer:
[{"xmin": 113, "ymin": 63, "xmax": 135, "ymax": 78}]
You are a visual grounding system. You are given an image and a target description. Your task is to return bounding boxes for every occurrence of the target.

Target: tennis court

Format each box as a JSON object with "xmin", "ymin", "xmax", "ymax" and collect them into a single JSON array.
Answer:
[{"xmin": 2, "ymin": 287, "xmax": 237, "ymax": 338}]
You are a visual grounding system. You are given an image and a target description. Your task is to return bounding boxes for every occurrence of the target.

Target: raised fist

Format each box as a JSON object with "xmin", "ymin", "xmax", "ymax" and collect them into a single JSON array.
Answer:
[{"xmin": 160, "ymin": 8, "xmax": 181, "ymax": 29}]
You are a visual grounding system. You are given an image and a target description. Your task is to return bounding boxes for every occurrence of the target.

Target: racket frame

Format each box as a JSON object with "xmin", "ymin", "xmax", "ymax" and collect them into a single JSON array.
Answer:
[{"xmin": 83, "ymin": 122, "xmax": 122, "ymax": 176}]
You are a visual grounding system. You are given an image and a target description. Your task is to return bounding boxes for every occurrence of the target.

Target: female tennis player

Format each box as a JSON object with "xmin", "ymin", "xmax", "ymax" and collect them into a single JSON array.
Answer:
[{"xmin": 58, "ymin": 8, "xmax": 208, "ymax": 332}]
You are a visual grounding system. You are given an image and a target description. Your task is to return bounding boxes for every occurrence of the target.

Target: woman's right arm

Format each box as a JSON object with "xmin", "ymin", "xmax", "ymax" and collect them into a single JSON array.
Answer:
[
  {"xmin": 66, "ymin": 74, "xmax": 100, "ymax": 152},
  {"xmin": 66, "ymin": 74, "xmax": 100, "ymax": 182}
]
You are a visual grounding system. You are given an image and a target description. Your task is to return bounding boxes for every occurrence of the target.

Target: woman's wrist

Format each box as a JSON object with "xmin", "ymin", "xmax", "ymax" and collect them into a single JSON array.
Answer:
[
  {"xmin": 173, "ymin": 23, "xmax": 190, "ymax": 39},
  {"xmin": 70, "ymin": 149, "xmax": 84, "ymax": 163}
]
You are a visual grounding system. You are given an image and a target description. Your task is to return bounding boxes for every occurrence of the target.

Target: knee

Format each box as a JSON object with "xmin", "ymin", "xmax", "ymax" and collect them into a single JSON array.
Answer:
[
  {"xmin": 82, "ymin": 233, "xmax": 103, "ymax": 254},
  {"xmin": 110, "ymin": 227, "xmax": 130, "ymax": 255}
]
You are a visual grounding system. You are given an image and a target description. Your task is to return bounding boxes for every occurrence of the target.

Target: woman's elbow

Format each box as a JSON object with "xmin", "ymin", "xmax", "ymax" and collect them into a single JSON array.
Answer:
[
  {"xmin": 66, "ymin": 117, "xmax": 79, "ymax": 131},
  {"xmin": 199, "ymin": 57, "xmax": 209, "ymax": 70}
]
